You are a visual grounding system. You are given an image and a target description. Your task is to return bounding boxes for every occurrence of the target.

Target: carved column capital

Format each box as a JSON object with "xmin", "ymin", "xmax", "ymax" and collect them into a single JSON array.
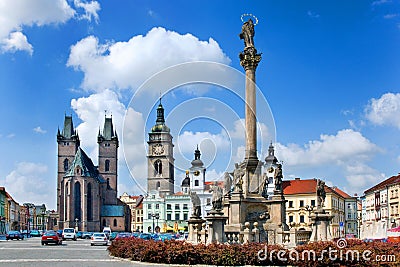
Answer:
[{"xmin": 239, "ymin": 47, "xmax": 262, "ymax": 71}]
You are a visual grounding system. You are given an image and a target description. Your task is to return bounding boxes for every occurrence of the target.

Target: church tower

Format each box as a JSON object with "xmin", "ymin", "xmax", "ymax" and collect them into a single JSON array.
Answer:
[
  {"xmin": 98, "ymin": 115, "xmax": 119, "ymax": 204},
  {"xmin": 147, "ymin": 99, "xmax": 174, "ymax": 196},
  {"xmin": 56, "ymin": 115, "xmax": 80, "ymax": 226},
  {"xmin": 189, "ymin": 146, "xmax": 206, "ymax": 194}
]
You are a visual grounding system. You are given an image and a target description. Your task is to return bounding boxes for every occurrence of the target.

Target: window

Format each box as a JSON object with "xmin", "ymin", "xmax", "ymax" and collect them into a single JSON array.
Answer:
[
  {"xmin": 87, "ymin": 183, "xmax": 92, "ymax": 221},
  {"xmin": 105, "ymin": 160, "xmax": 110, "ymax": 171},
  {"xmin": 156, "ymin": 181, "xmax": 161, "ymax": 189},
  {"xmin": 183, "ymin": 204, "xmax": 188, "ymax": 210},
  {"xmin": 154, "ymin": 160, "xmax": 162, "ymax": 175},
  {"xmin": 195, "ymin": 180, "xmax": 199, "ymax": 186},
  {"xmin": 207, "ymin": 198, "xmax": 211, "ymax": 205},
  {"xmin": 63, "ymin": 159, "xmax": 69, "ymax": 172},
  {"xmin": 156, "ymin": 204, "xmax": 159, "ymax": 210},
  {"xmin": 148, "ymin": 213, "xmax": 152, "ymax": 220},
  {"xmin": 288, "ymin": 201, "xmax": 293, "ymax": 208},
  {"xmin": 167, "ymin": 213, "xmax": 171, "ymax": 220},
  {"xmin": 311, "ymin": 200, "xmax": 315, "ymax": 207},
  {"xmin": 183, "ymin": 213, "xmax": 188, "ymax": 220},
  {"xmin": 167, "ymin": 204, "xmax": 171, "ymax": 210},
  {"xmin": 175, "ymin": 213, "xmax": 180, "ymax": 221},
  {"xmin": 113, "ymin": 219, "xmax": 117, "ymax": 227},
  {"xmin": 348, "ymin": 223, "xmax": 351, "ymax": 229},
  {"xmin": 148, "ymin": 204, "xmax": 152, "ymax": 209},
  {"xmin": 74, "ymin": 182, "xmax": 81, "ymax": 221},
  {"xmin": 175, "ymin": 204, "xmax": 180, "ymax": 210},
  {"xmin": 289, "ymin": 215, "xmax": 293, "ymax": 223},
  {"xmin": 299, "ymin": 200, "xmax": 304, "ymax": 207},
  {"xmin": 300, "ymin": 215, "xmax": 305, "ymax": 223}
]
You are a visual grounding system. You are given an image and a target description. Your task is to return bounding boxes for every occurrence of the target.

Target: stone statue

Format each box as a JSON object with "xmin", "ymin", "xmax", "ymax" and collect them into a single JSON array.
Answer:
[
  {"xmin": 274, "ymin": 164, "xmax": 283, "ymax": 192},
  {"xmin": 239, "ymin": 19, "xmax": 255, "ymax": 48},
  {"xmin": 223, "ymin": 172, "xmax": 232, "ymax": 196},
  {"xmin": 190, "ymin": 191, "xmax": 201, "ymax": 218},
  {"xmin": 316, "ymin": 179, "xmax": 326, "ymax": 208},
  {"xmin": 231, "ymin": 163, "xmax": 244, "ymax": 192},
  {"xmin": 261, "ymin": 172, "xmax": 269, "ymax": 198},
  {"xmin": 210, "ymin": 182, "xmax": 223, "ymax": 211}
]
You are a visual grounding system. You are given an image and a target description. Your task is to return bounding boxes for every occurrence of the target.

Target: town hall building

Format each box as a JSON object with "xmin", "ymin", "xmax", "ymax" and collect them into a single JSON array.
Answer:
[{"xmin": 56, "ymin": 115, "xmax": 130, "ymax": 232}]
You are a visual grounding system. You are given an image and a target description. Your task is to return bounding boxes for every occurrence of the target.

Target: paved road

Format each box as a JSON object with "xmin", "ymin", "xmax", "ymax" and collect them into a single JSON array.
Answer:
[{"xmin": 0, "ymin": 236, "xmax": 156, "ymax": 267}]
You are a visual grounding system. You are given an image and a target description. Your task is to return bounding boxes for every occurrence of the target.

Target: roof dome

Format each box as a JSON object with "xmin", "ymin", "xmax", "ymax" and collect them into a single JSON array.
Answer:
[{"xmin": 181, "ymin": 171, "xmax": 190, "ymax": 187}]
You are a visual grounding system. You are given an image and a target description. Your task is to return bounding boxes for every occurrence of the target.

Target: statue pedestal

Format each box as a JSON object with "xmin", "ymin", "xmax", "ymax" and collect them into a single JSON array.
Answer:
[
  {"xmin": 309, "ymin": 210, "xmax": 333, "ymax": 242},
  {"xmin": 187, "ymin": 217, "xmax": 205, "ymax": 244},
  {"xmin": 205, "ymin": 210, "xmax": 227, "ymax": 244}
]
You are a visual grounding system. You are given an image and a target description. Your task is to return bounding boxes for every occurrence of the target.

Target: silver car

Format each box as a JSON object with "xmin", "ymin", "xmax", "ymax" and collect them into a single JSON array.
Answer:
[{"xmin": 90, "ymin": 232, "xmax": 108, "ymax": 246}]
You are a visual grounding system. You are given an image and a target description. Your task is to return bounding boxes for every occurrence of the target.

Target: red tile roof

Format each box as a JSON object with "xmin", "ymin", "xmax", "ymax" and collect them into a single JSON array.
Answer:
[
  {"xmin": 364, "ymin": 174, "xmax": 400, "ymax": 194},
  {"xmin": 332, "ymin": 187, "xmax": 352, "ymax": 199},
  {"xmin": 283, "ymin": 178, "xmax": 318, "ymax": 195}
]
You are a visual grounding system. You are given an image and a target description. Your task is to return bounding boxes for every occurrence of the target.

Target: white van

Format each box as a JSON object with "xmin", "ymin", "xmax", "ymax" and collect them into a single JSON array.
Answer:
[
  {"xmin": 62, "ymin": 228, "xmax": 77, "ymax": 241},
  {"xmin": 102, "ymin": 227, "xmax": 111, "ymax": 238}
]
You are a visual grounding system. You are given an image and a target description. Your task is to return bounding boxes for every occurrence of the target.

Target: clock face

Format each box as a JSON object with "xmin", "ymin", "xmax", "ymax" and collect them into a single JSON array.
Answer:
[
  {"xmin": 152, "ymin": 144, "xmax": 164, "ymax": 155},
  {"xmin": 268, "ymin": 167, "xmax": 274, "ymax": 173},
  {"xmin": 194, "ymin": 170, "xmax": 200, "ymax": 176}
]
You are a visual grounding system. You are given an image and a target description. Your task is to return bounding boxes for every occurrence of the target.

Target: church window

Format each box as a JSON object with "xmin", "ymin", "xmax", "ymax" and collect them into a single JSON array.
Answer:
[
  {"xmin": 195, "ymin": 180, "xmax": 199, "ymax": 186},
  {"xmin": 87, "ymin": 183, "xmax": 93, "ymax": 221},
  {"xmin": 154, "ymin": 160, "xmax": 162, "ymax": 175},
  {"xmin": 156, "ymin": 181, "xmax": 160, "ymax": 189},
  {"xmin": 113, "ymin": 219, "xmax": 117, "ymax": 227},
  {"xmin": 105, "ymin": 160, "xmax": 110, "ymax": 171},
  {"xmin": 74, "ymin": 182, "xmax": 81, "ymax": 221},
  {"xmin": 63, "ymin": 159, "xmax": 69, "ymax": 172},
  {"xmin": 76, "ymin": 168, "xmax": 80, "ymax": 175},
  {"xmin": 107, "ymin": 178, "xmax": 110, "ymax": 189}
]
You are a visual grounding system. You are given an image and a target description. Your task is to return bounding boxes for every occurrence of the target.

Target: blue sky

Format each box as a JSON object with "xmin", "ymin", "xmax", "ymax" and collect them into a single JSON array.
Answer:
[{"xmin": 1, "ymin": 0, "xmax": 400, "ymax": 210}]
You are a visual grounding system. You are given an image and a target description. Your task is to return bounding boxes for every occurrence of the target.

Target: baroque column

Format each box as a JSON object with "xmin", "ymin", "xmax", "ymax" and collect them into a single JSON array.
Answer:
[{"xmin": 239, "ymin": 19, "xmax": 262, "ymax": 169}]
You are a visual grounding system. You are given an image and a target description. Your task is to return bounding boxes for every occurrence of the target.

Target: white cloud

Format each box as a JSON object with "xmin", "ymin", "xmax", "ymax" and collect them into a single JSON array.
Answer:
[
  {"xmin": 7, "ymin": 133, "xmax": 15, "ymax": 138},
  {"xmin": 344, "ymin": 162, "xmax": 385, "ymax": 192},
  {"xmin": 0, "ymin": 0, "xmax": 100, "ymax": 54},
  {"xmin": 372, "ymin": 0, "xmax": 390, "ymax": 6},
  {"xmin": 67, "ymin": 27, "xmax": 231, "ymax": 92},
  {"xmin": 307, "ymin": 11, "xmax": 320, "ymax": 19},
  {"xmin": 71, "ymin": 89, "xmax": 126, "ymax": 161},
  {"xmin": 0, "ymin": 162, "xmax": 53, "ymax": 208},
  {"xmin": 33, "ymin": 126, "xmax": 46, "ymax": 134},
  {"xmin": 276, "ymin": 129, "xmax": 379, "ymax": 166},
  {"xmin": 177, "ymin": 131, "xmax": 230, "ymax": 154},
  {"xmin": 383, "ymin": 13, "xmax": 398, "ymax": 19},
  {"xmin": 2, "ymin": 31, "xmax": 33, "ymax": 55},
  {"xmin": 73, "ymin": 0, "xmax": 100, "ymax": 23},
  {"xmin": 365, "ymin": 93, "xmax": 400, "ymax": 129}
]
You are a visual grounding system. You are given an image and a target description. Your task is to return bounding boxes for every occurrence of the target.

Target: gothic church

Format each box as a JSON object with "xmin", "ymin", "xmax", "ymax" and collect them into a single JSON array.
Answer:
[{"xmin": 56, "ymin": 115, "xmax": 130, "ymax": 232}]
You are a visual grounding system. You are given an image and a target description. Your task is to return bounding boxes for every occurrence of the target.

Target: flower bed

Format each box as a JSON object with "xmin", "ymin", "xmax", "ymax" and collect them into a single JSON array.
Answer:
[{"xmin": 108, "ymin": 238, "xmax": 400, "ymax": 266}]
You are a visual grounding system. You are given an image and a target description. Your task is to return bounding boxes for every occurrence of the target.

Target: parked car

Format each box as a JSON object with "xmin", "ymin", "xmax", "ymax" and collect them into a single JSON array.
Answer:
[
  {"xmin": 131, "ymin": 232, "xmax": 140, "ymax": 238},
  {"xmin": 102, "ymin": 227, "xmax": 111, "ymax": 238},
  {"xmin": 109, "ymin": 232, "xmax": 117, "ymax": 241},
  {"xmin": 56, "ymin": 229, "xmax": 63, "ymax": 237},
  {"xmin": 30, "ymin": 230, "xmax": 41, "ymax": 237},
  {"xmin": 114, "ymin": 232, "xmax": 131, "ymax": 241},
  {"xmin": 139, "ymin": 233, "xmax": 152, "ymax": 240},
  {"xmin": 159, "ymin": 233, "xmax": 175, "ymax": 241},
  {"xmin": 76, "ymin": 231, "xmax": 83, "ymax": 239},
  {"xmin": 91, "ymin": 232, "xmax": 108, "ymax": 246},
  {"xmin": 62, "ymin": 228, "xmax": 77, "ymax": 241},
  {"xmin": 82, "ymin": 232, "xmax": 93, "ymax": 239},
  {"xmin": 21, "ymin": 230, "xmax": 30, "ymax": 238},
  {"xmin": 6, "ymin": 231, "xmax": 24, "ymax": 240},
  {"xmin": 41, "ymin": 231, "xmax": 62, "ymax": 245}
]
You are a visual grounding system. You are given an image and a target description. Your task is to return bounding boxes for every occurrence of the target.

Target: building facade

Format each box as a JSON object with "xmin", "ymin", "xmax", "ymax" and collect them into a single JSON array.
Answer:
[
  {"xmin": 56, "ymin": 115, "xmax": 130, "ymax": 232},
  {"xmin": 119, "ymin": 193, "xmax": 144, "ymax": 232}
]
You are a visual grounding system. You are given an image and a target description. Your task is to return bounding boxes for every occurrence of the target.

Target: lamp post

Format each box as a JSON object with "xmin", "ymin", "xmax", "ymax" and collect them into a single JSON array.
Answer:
[
  {"xmin": 75, "ymin": 218, "xmax": 79, "ymax": 232},
  {"xmin": 156, "ymin": 213, "xmax": 159, "ymax": 233},
  {"xmin": 305, "ymin": 205, "xmax": 314, "ymax": 230},
  {"xmin": 40, "ymin": 204, "xmax": 46, "ymax": 232},
  {"xmin": 151, "ymin": 214, "xmax": 155, "ymax": 233},
  {"xmin": 357, "ymin": 216, "xmax": 362, "ymax": 239}
]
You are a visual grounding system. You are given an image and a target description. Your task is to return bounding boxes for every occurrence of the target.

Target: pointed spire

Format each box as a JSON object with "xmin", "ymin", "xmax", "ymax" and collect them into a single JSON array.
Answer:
[{"xmin": 156, "ymin": 97, "xmax": 165, "ymax": 125}]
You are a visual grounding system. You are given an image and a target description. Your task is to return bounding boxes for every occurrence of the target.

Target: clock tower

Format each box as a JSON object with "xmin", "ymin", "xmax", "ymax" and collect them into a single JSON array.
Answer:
[{"xmin": 147, "ymin": 99, "xmax": 175, "ymax": 196}]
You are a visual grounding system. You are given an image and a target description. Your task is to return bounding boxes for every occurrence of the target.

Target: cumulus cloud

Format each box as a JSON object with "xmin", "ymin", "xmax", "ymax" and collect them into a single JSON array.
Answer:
[
  {"xmin": 0, "ymin": 0, "xmax": 100, "ymax": 54},
  {"xmin": 0, "ymin": 162, "xmax": 53, "ymax": 208},
  {"xmin": 365, "ymin": 93, "xmax": 400, "ymax": 129},
  {"xmin": 71, "ymin": 89, "xmax": 126, "ymax": 160},
  {"xmin": 276, "ymin": 129, "xmax": 379, "ymax": 166},
  {"xmin": 33, "ymin": 126, "xmax": 46, "ymax": 134},
  {"xmin": 67, "ymin": 27, "xmax": 231, "ymax": 92},
  {"xmin": 74, "ymin": 0, "xmax": 100, "ymax": 22}
]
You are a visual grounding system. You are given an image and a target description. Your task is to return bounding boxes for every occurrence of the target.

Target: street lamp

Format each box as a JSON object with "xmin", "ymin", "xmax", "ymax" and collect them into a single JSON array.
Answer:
[
  {"xmin": 151, "ymin": 213, "xmax": 160, "ymax": 233},
  {"xmin": 40, "ymin": 204, "xmax": 46, "ymax": 232},
  {"xmin": 357, "ymin": 216, "xmax": 362, "ymax": 239},
  {"xmin": 305, "ymin": 205, "xmax": 314, "ymax": 216},
  {"xmin": 75, "ymin": 218, "xmax": 79, "ymax": 231}
]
